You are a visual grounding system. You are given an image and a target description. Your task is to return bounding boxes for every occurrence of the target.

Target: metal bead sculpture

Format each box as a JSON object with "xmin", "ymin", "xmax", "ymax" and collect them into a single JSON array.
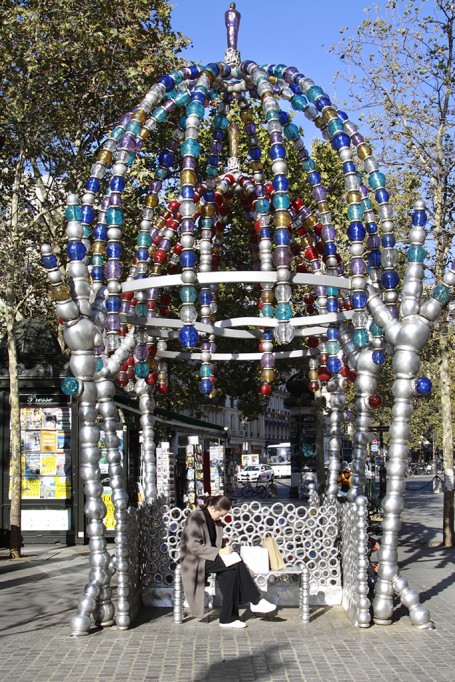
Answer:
[{"xmin": 42, "ymin": 4, "xmax": 455, "ymax": 633}]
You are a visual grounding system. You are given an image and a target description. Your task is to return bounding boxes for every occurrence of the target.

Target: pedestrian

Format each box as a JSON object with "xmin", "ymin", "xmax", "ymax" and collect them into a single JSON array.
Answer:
[{"xmin": 180, "ymin": 494, "xmax": 276, "ymax": 629}]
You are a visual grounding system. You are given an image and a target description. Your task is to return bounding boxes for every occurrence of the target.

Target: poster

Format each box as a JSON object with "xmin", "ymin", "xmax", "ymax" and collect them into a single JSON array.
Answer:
[
  {"xmin": 22, "ymin": 477, "xmax": 40, "ymax": 499},
  {"xmin": 41, "ymin": 407, "xmax": 71, "ymax": 431},
  {"xmin": 24, "ymin": 453, "xmax": 41, "ymax": 475},
  {"xmin": 40, "ymin": 478, "xmax": 56, "ymax": 499},
  {"xmin": 21, "ymin": 407, "xmax": 43, "ymax": 430},
  {"xmin": 24, "ymin": 431, "xmax": 41, "ymax": 452},
  {"xmin": 102, "ymin": 489, "xmax": 116, "ymax": 529},
  {"xmin": 56, "ymin": 452, "xmax": 71, "ymax": 477},
  {"xmin": 55, "ymin": 477, "xmax": 71, "ymax": 499},
  {"xmin": 41, "ymin": 454, "xmax": 57, "ymax": 476},
  {"xmin": 57, "ymin": 432, "xmax": 71, "ymax": 451},
  {"xmin": 41, "ymin": 430, "xmax": 57, "ymax": 452}
]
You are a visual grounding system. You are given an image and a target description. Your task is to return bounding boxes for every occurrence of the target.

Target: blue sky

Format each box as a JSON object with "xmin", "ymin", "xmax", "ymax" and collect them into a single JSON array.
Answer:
[{"xmin": 170, "ymin": 0, "xmax": 379, "ymax": 112}]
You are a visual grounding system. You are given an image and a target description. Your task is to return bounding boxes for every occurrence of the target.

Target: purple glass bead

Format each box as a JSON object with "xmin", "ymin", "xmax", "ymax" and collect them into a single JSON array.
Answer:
[
  {"xmin": 182, "ymin": 156, "xmax": 196, "ymax": 170},
  {"xmin": 321, "ymin": 226, "xmax": 336, "ymax": 241},
  {"xmin": 148, "ymin": 287, "xmax": 160, "ymax": 299},
  {"xmin": 388, "ymin": 305, "xmax": 399, "ymax": 319},
  {"xmin": 272, "ymin": 247, "xmax": 292, "ymax": 266},
  {"xmin": 260, "ymin": 353, "xmax": 275, "ymax": 368},
  {"xmin": 135, "ymin": 138, "xmax": 144, "ymax": 152},
  {"xmin": 200, "ymin": 341, "xmax": 211, "ymax": 350},
  {"xmin": 210, "ymin": 141, "xmax": 222, "ymax": 154},
  {"xmin": 134, "ymin": 345, "xmax": 149, "ymax": 361},
  {"xmin": 298, "ymin": 148, "xmax": 310, "ymax": 160},
  {"xmin": 314, "ymin": 286, "xmax": 326, "ymax": 296},
  {"xmin": 168, "ymin": 139, "xmax": 179, "ymax": 151},
  {"xmin": 299, "ymin": 206, "xmax": 311, "ymax": 219},
  {"xmin": 180, "ymin": 219, "xmax": 194, "ymax": 232},
  {"xmin": 104, "ymin": 260, "xmax": 123, "ymax": 279},
  {"xmin": 120, "ymin": 301, "xmax": 130, "ymax": 314},
  {"xmin": 147, "ymin": 310, "xmax": 157, "ymax": 318},
  {"xmin": 119, "ymin": 114, "xmax": 132, "ymax": 127},
  {"xmin": 119, "ymin": 134, "xmax": 136, "ymax": 151},
  {"xmin": 270, "ymin": 131, "xmax": 283, "ymax": 144},
  {"xmin": 109, "ymin": 193, "xmax": 122, "ymax": 207},
  {"xmin": 101, "ymin": 197, "xmax": 110, "ymax": 210},
  {"xmin": 210, "ymin": 342, "xmax": 217, "ymax": 353},
  {"xmin": 351, "ymin": 133, "xmax": 364, "ymax": 145},
  {"xmin": 159, "ymin": 238, "xmax": 171, "ymax": 251},
  {"xmin": 244, "ymin": 123, "xmax": 257, "ymax": 135},
  {"xmin": 312, "ymin": 261, "xmax": 322, "ymax": 271},
  {"xmin": 367, "ymin": 236, "xmax": 380, "ymax": 249},
  {"xmin": 337, "ymin": 263, "xmax": 345, "ymax": 275},
  {"xmin": 105, "ymin": 314, "xmax": 121, "ymax": 331},
  {"xmin": 359, "ymin": 184, "xmax": 368, "ymax": 198},
  {"xmin": 350, "ymin": 258, "xmax": 366, "ymax": 275},
  {"xmin": 255, "ymin": 185, "xmax": 266, "ymax": 197},
  {"xmin": 149, "ymin": 180, "xmax": 162, "ymax": 193},
  {"xmin": 149, "ymin": 227, "xmax": 159, "ymax": 240},
  {"xmin": 95, "ymin": 343, "xmax": 105, "ymax": 355},
  {"xmin": 312, "ymin": 186, "xmax": 327, "ymax": 202},
  {"xmin": 162, "ymin": 99, "xmax": 175, "ymax": 112},
  {"xmin": 200, "ymin": 317, "xmax": 211, "ymax": 325}
]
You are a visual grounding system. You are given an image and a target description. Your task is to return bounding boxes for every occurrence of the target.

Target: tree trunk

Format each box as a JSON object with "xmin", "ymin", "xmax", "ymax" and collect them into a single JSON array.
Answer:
[
  {"xmin": 439, "ymin": 325, "xmax": 454, "ymax": 548},
  {"xmin": 6, "ymin": 289, "xmax": 22, "ymax": 558}
]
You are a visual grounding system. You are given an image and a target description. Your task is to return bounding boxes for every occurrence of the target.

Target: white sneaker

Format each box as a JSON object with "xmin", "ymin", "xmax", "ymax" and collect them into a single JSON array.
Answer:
[
  {"xmin": 250, "ymin": 598, "xmax": 277, "ymax": 614},
  {"xmin": 219, "ymin": 620, "xmax": 247, "ymax": 629}
]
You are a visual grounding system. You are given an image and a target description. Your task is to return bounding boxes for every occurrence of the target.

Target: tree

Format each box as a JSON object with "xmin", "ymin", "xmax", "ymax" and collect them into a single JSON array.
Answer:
[
  {"xmin": 0, "ymin": 0, "xmax": 188, "ymax": 557},
  {"xmin": 334, "ymin": 0, "xmax": 455, "ymax": 546}
]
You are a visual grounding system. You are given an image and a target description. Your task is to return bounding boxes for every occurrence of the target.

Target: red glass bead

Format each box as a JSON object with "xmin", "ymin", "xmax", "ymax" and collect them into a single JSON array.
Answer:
[
  {"xmin": 160, "ymin": 292, "xmax": 172, "ymax": 305},
  {"xmin": 154, "ymin": 249, "xmax": 167, "ymax": 264},
  {"xmin": 157, "ymin": 383, "xmax": 168, "ymax": 394},
  {"xmin": 146, "ymin": 372, "xmax": 157, "ymax": 385},
  {"xmin": 318, "ymin": 368, "xmax": 331, "ymax": 382},
  {"xmin": 306, "ymin": 336, "xmax": 319, "ymax": 348},
  {"xmin": 309, "ymin": 381, "xmax": 319, "ymax": 392},
  {"xmin": 368, "ymin": 394, "xmax": 383, "ymax": 409},
  {"xmin": 168, "ymin": 200, "xmax": 180, "ymax": 213},
  {"xmin": 159, "ymin": 306, "xmax": 169, "ymax": 317},
  {"xmin": 260, "ymin": 382, "xmax": 272, "ymax": 396},
  {"xmin": 291, "ymin": 197, "xmax": 304, "ymax": 212},
  {"xmin": 304, "ymin": 246, "xmax": 318, "ymax": 261},
  {"xmin": 314, "ymin": 223, "xmax": 323, "ymax": 237}
]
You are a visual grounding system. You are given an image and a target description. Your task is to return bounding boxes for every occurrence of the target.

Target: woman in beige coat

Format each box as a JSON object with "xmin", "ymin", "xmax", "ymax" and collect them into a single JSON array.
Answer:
[{"xmin": 180, "ymin": 495, "xmax": 276, "ymax": 629}]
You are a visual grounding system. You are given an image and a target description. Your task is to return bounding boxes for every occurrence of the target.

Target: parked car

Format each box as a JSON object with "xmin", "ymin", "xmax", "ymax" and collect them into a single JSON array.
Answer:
[
  {"xmin": 269, "ymin": 463, "xmax": 291, "ymax": 479},
  {"xmin": 238, "ymin": 464, "xmax": 274, "ymax": 484}
]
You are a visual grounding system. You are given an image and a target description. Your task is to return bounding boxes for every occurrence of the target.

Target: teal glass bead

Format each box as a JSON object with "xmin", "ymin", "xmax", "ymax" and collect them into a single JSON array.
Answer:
[
  {"xmin": 194, "ymin": 84, "xmax": 208, "ymax": 95},
  {"xmin": 255, "ymin": 74, "xmax": 268, "ymax": 84},
  {"xmin": 65, "ymin": 205, "xmax": 82, "ymax": 221},
  {"xmin": 353, "ymin": 329, "xmax": 369, "ymax": 347},
  {"xmin": 199, "ymin": 364, "xmax": 212, "ymax": 378},
  {"xmin": 291, "ymin": 95, "xmax": 308, "ymax": 111},
  {"xmin": 407, "ymin": 245, "xmax": 426, "ymax": 262},
  {"xmin": 155, "ymin": 167, "xmax": 168, "ymax": 179},
  {"xmin": 347, "ymin": 203, "xmax": 364, "ymax": 221},
  {"xmin": 186, "ymin": 101, "xmax": 205, "ymax": 118},
  {"xmin": 152, "ymin": 106, "xmax": 168, "ymax": 123},
  {"xmin": 83, "ymin": 226, "xmax": 91, "ymax": 238},
  {"xmin": 179, "ymin": 286, "xmax": 197, "ymax": 303},
  {"xmin": 328, "ymin": 119, "xmax": 344, "ymax": 136},
  {"xmin": 173, "ymin": 90, "xmax": 190, "ymax": 107},
  {"xmin": 96, "ymin": 358, "xmax": 104, "ymax": 372},
  {"xmin": 256, "ymin": 198, "xmax": 270, "ymax": 214},
  {"xmin": 275, "ymin": 302, "xmax": 293, "ymax": 320},
  {"xmin": 302, "ymin": 158, "xmax": 316, "ymax": 172},
  {"xmin": 126, "ymin": 120, "xmax": 142, "ymax": 136},
  {"xmin": 283, "ymin": 123, "xmax": 299, "ymax": 140},
  {"xmin": 306, "ymin": 85, "xmax": 324, "ymax": 103},
  {"xmin": 92, "ymin": 254, "xmax": 104, "ymax": 266},
  {"xmin": 181, "ymin": 139, "xmax": 201, "ymax": 158},
  {"xmin": 170, "ymin": 69, "xmax": 183, "ymax": 85},
  {"xmin": 272, "ymin": 194, "xmax": 290, "ymax": 210},
  {"xmin": 201, "ymin": 218, "xmax": 212, "ymax": 229},
  {"xmin": 261, "ymin": 304, "xmax": 274, "ymax": 317},
  {"xmin": 135, "ymin": 362, "xmax": 150, "ymax": 378},
  {"xmin": 126, "ymin": 152, "xmax": 135, "ymax": 167},
  {"xmin": 274, "ymin": 64, "xmax": 287, "ymax": 77},
  {"xmin": 326, "ymin": 340, "xmax": 340, "ymax": 355},
  {"xmin": 369, "ymin": 322, "xmax": 383, "ymax": 336},
  {"xmin": 432, "ymin": 284, "xmax": 451, "ymax": 303},
  {"xmin": 213, "ymin": 114, "xmax": 229, "ymax": 130},
  {"xmin": 105, "ymin": 207, "xmax": 123, "ymax": 225},
  {"xmin": 362, "ymin": 198, "xmax": 373, "ymax": 211},
  {"xmin": 61, "ymin": 377, "xmax": 82, "ymax": 396},
  {"xmin": 326, "ymin": 287, "xmax": 339, "ymax": 296},
  {"xmin": 135, "ymin": 302, "xmax": 148, "ymax": 317},
  {"xmin": 368, "ymin": 171, "xmax": 386, "ymax": 190},
  {"xmin": 265, "ymin": 110, "xmax": 279, "ymax": 121},
  {"xmin": 137, "ymin": 232, "xmax": 152, "ymax": 247},
  {"xmin": 207, "ymin": 166, "xmax": 218, "ymax": 177},
  {"xmin": 110, "ymin": 126, "xmax": 124, "ymax": 142}
]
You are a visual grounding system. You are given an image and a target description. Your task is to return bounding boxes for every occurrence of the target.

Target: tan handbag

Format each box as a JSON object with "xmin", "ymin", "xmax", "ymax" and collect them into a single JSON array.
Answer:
[{"xmin": 261, "ymin": 534, "xmax": 285, "ymax": 571}]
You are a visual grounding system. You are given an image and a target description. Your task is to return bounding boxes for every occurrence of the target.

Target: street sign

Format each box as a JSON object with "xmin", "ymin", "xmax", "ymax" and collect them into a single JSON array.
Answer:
[{"xmin": 371, "ymin": 438, "xmax": 379, "ymax": 452}]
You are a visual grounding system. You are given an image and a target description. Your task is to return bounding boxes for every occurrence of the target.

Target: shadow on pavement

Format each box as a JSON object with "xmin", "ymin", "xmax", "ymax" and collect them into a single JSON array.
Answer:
[{"xmin": 192, "ymin": 643, "xmax": 284, "ymax": 682}]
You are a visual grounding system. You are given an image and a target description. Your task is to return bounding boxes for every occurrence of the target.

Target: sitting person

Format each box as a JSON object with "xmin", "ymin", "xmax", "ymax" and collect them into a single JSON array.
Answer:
[
  {"xmin": 180, "ymin": 494, "xmax": 276, "ymax": 629},
  {"xmin": 337, "ymin": 467, "xmax": 352, "ymax": 495}
]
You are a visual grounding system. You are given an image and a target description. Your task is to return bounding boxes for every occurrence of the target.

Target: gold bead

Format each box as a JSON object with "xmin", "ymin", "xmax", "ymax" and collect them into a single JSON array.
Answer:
[
  {"xmin": 132, "ymin": 109, "xmax": 147, "ymax": 124},
  {"xmin": 181, "ymin": 169, "xmax": 196, "ymax": 185},
  {"xmin": 52, "ymin": 284, "xmax": 70, "ymax": 302},
  {"xmin": 92, "ymin": 242, "xmax": 106, "ymax": 255},
  {"xmin": 97, "ymin": 150, "xmax": 112, "ymax": 165},
  {"xmin": 347, "ymin": 190, "xmax": 361, "ymax": 204},
  {"xmin": 261, "ymin": 369, "xmax": 275, "ymax": 382},
  {"xmin": 357, "ymin": 143, "xmax": 372, "ymax": 160},
  {"xmin": 145, "ymin": 194, "xmax": 159, "ymax": 208},
  {"xmin": 261, "ymin": 290, "xmax": 274, "ymax": 303},
  {"xmin": 251, "ymin": 161, "xmax": 263, "ymax": 171},
  {"xmin": 273, "ymin": 211, "xmax": 291, "ymax": 227}
]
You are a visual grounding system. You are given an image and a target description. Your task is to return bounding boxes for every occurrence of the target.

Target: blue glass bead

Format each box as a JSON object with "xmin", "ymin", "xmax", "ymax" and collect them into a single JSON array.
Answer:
[
  {"xmin": 324, "ymin": 243, "xmax": 337, "ymax": 256},
  {"xmin": 91, "ymin": 266, "xmax": 103, "ymax": 280},
  {"xmin": 205, "ymin": 63, "xmax": 219, "ymax": 77},
  {"xmin": 86, "ymin": 177, "xmax": 101, "ymax": 193},
  {"xmin": 351, "ymin": 291, "xmax": 367, "ymax": 309},
  {"xmin": 415, "ymin": 376, "xmax": 432, "ymax": 395},
  {"xmin": 343, "ymin": 161, "xmax": 356, "ymax": 174},
  {"xmin": 272, "ymin": 175, "xmax": 288, "ymax": 191},
  {"xmin": 326, "ymin": 327, "xmax": 339, "ymax": 339},
  {"xmin": 136, "ymin": 247, "xmax": 149, "ymax": 262},
  {"xmin": 407, "ymin": 245, "xmax": 426, "ymax": 262},
  {"xmin": 42, "ymin": 254, "xmax": 58, "ymax": 269},
  {"xmin": 382, "ymin": 270, "xmax": 400, "ymax": 289},
  {"xmin": 181, "ymin": 139, "xmax": 201, "ymax": 158},
  {"xmin": 179, "ymin": 115, "xmax": 187, "ymax": 129},
  {"xmin": 105, "ymin": 207, "xmax": 123, "ymax": 225},
  {"xmin": 279, "ymin": 110, "xmax": 290, "ymax": 125},
  {"xmin": 158, "ymin": 150, "xmax": 174, "ymax": 167},
  {"xmin": 347, "ymin": 204, "xmax": 364, "ymax": 221},
  {"xmin": 381, "ymin": 234, "xmax": 396, "ymax": 247},
  {"xmin": 306, "ymin": 85, "xmax": 324, "ymax": 103},
  {"xmin": 326, "ymin": 298, "xmax": 339, "ymax": 312},
  {"xmin": 91, "ymin": 254, "xmax": 103, "ymax": 266},
  {"xmin": 291, "ymin": 95, "xmax": 308, "ymax": 111},
  {"xmin": 94, "ymin": 224, "xmax": 107, "ymax": 241},
  {"xmin": 208, "ymin": 155, "xmax": 219, "ymax": 166},
  {"xmin": 326, "ymin": 357, "xmax": 342, "ymax": 373},
  {"xmin": 292, "ymin": 72, "xmax": 305, "ymax": 84},
  {"xmin": 314, "ymin": 96, "xmax": 331, "ymax": 112},
  {"xmin": 135, "ymin": 362, "xmax": 150, "ymax": 378},
  {"xmin": 188, "ymin": 64, "xmax": 200, "ymax": 78},
  {"xmin": 274, "ymin": 63, "xmax": 286, "ymax": 77},
  {"xmin": 159, "ymin": 74, "xmax": 175, "ymax": 92},
  {"xmin": 283, "ymin": 123, "xmax": 299, "ymax": 140},
  {"xmin": 106, "ymin": 242, "xmax": 122, "ymax": 259},
  {"xmin": 61, "ymin": 377, "xmax": 82, "ymax": 396},
  {"xmin": 272, "ymin": 194, "xmax": 290, "ymax": 210},
  {"xmin": 347, "ymin": 222, "xmax": 366, "ymax": 242},
  {"xmin": 261, "ymin": 304, "xmax": 274, "ymax": 317},
  {"xmin": 213, "ymin": 115, "xmax": 228, "ymax": 130},
  {"xmin": 326, "ymin": 340, "xmax": 340, "ymax": 355},
  {"xmin": 331, "ymin": 132, "xmax": 351, "ymax": 150},
  {"xmin": 375, "ymin": 188, "xmax": 389, "ymax": 204},
  {"xmin": 186, "ymin": 101, "xmax": 205, "ymax": 118},
  {"xmin": 353, "ymin": 329, "xmax": 369, "ymax": 347},
  {"xmin": 260, "ymin": 228, "xmax": 271, "ymax": 239},
  {"xmin": 302, "ymin": 158, "xmax": 316, "ymax": 172},
  {"xmin": 274, "ymin": 229, "xmax": 291, "ymax": 246},
  {"xmin": 256, "ymin": 198, "xmax": 270, "ymax": 214},
  {"xmin": 412, "ymin": 210, "xmax": 427, "ymax": 226},
  {"xmin": 212, "ymin": 130, "xmax": 223, "ymax": 141},
  {"xmin": 126, "ymin": 120, "xmax": 142, "ymax": 136},
  {"xmin": 275, "ymin": 303, "xmax": 293, "ymax": 320},
  {"xmin": 432, "ymin": 284, "xmax": 451, "ymax": 302},
  {"xmin": 198, "ymin": 289, "xmax": 213, "ymax": 304},
  {"xmin": 135, "ymin": 302, "xmax": 148, "ymax": 317},
  {"xmin": 372, "ymin": 350, "xmax": 385, "ymax": 365},
  {"xmin": 66, "ymin": 241, "xmax": 86, "ymax": 260},
  {"xmin": 81, "ymin": 206, "xmax": 95, "ymax": 225},
  {"xmin": 370, "ymin": 322, "xmax": 383, "ymax": 336},
  {"xmin": 266, "ymin": 64, "xmax": 275, "ymax": 75},
  {"xmin": 181, "ymin": 186, "xmax": 194, "ymax": 199},
  {"xmin": 262, "ymin": 330, "xmax": 273, "ymax": 340},
  {"xmin": 290, "ymin": 83, "xmax": 302, "ymax": 95},
  {"xmin": 368, "ymin": 171, "xmax": 386, "ymax": 190},
  {"xmin": 180, "ymin": 250, "xmax": 197, "ymax": 268},
  {"xmin": 106, "ymin": 296, "xmax": 121, "ymax": 312},
  {"xmin": 368, "ymin": 250, "xmax": 381, "ymax": 267},
  {"xmin": 65, "ymin": 205, "xmax": 82, "ymax": 221},
  {"xmin": 179, "ymin": 325, "xmax": 199, "ymax": 347},
  {"xmin": 328, "ymin": 118, "xmax": 344, "ymax": 136},
  {"xmin": 192, "ymin": 91, "xmax": 206, "ymax": 104},
  {"xmin": 337, "ymin": 110, "xmax": 348, "ymax": 121},
  {"xmin": 326, "ymin": 287, "xmax": 339, "ymax": 296},
  {"xmin": 366, "ymin": 222, "xmax": 378, "ymax": 234},
  {"xmin": 199, "ymin": 379, "xmax": 213, "ymax": 394},
  {"xmin": 110, "ymin": 176, "xmax": 125, "ymax": 193},
  {"xmin": 205, "ymin": 190, "xmax": 215, "ymax": 202},
  {"xmin": 307, "ymin": 171, "xmax": 321, "ymax": 186},
  {"xmin": 249, "ymin": 147, "xmax": 261, "ymax": 160},
  {"xmin": 152, "ymin": 107, "xmax": 167, "ymax": 123}
]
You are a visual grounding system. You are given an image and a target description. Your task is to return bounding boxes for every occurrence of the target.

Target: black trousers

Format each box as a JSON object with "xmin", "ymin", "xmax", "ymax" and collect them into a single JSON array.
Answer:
[{"xmin": 205, "ymin": 556, "xmax": 261, "ymax": 624}]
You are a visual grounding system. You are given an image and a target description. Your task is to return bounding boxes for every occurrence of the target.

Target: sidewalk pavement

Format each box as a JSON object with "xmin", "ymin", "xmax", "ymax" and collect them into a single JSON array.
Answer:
[{"xmin": 1, "ymin": 477, "xmax": 454, "ymax": 682}]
